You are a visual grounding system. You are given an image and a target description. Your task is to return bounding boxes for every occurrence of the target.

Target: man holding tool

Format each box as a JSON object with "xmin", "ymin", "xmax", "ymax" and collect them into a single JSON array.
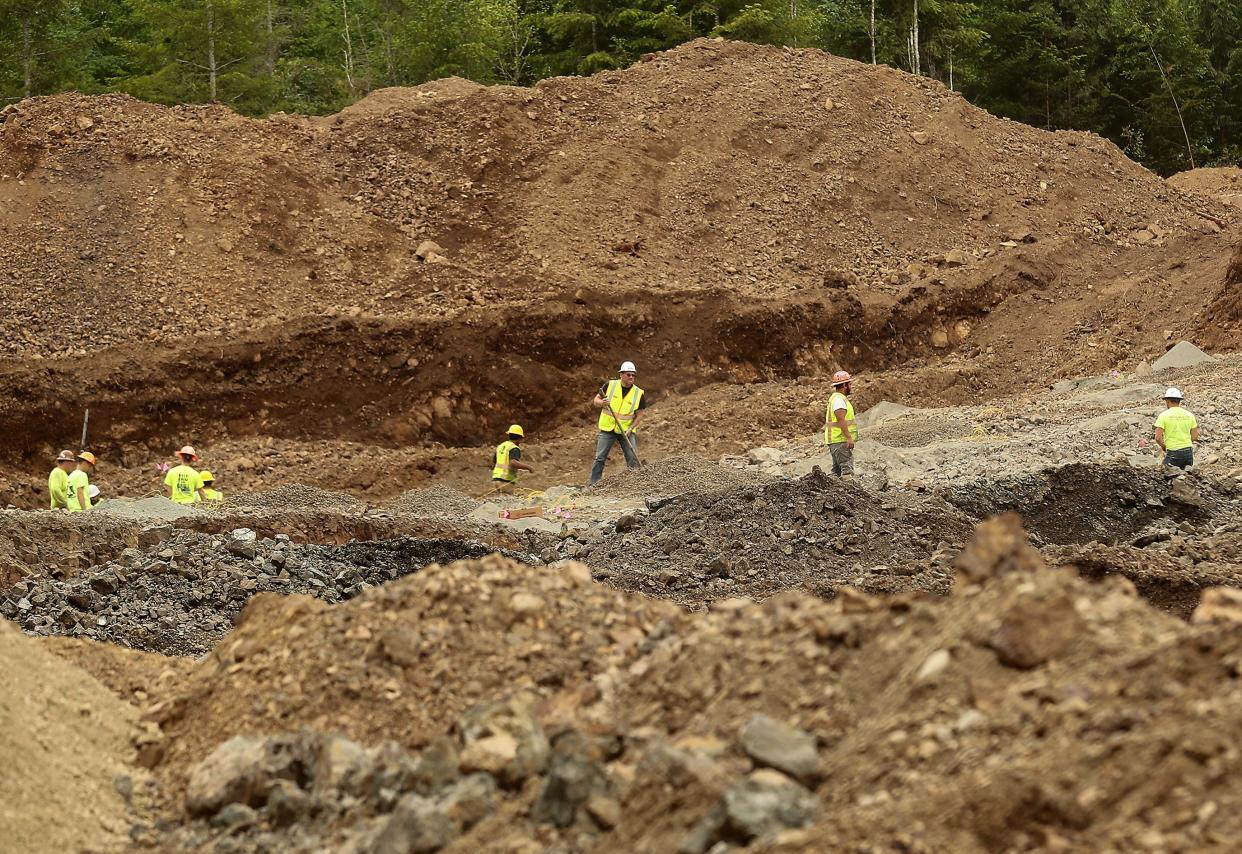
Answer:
[{"xmin": 590, "ymin": 361, "xmax": 647, "ymax": 484}]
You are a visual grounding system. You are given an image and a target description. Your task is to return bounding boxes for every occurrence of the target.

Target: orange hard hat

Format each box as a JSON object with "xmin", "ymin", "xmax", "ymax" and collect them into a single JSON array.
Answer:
[
  {"xmin": 832, "ymin": 371, "xmax": 853, "ymax": 386},
  {"xmin": 77, "ymin": 451, "xmax": 98, "ymax": 465},
  {"xmin": 178, "ymin": 445, "xmax": 198, "ymax": 461}
]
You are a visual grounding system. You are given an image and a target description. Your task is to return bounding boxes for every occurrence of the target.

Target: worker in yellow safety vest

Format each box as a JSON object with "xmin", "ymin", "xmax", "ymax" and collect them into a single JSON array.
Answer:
[
  {"xmin": 199, "ymin": 471, "xmax": 224, "ymax": 503},
  {"xmin": 49, "ymin": 450, "xmax": 76, "ymax": 510},
  {"xmin": 590, "ymin": 361, "xmax": 647, "ymax": 484},
  {"xmin": 165, "ymin": 445, "xmax": 205, "ymax": 505},
  {"xmin": 67, "ymin": 452, "xmax": 97, "ymax": 512},
  {"xmin": 824, "ymin": 370, "xmax": 857, "ymax": 476},
  {"xmin": 491, "ymin": 425, "xmax": 535, "ymax": 494}
]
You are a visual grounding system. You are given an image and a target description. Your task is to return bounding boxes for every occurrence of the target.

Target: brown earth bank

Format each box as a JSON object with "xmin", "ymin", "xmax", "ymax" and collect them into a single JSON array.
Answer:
[{"xmin": 1, "ymin": 38, "xmax": 1240, "ymax": 505}]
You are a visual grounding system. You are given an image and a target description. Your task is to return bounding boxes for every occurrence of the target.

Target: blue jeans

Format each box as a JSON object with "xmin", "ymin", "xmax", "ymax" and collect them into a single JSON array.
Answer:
[
  {"xmin": 1164, "ymin": 448, "xmax": 1193, "ymax": 470},
  {"xmin": 590, "ymin": 430, "xmax": 638, "ymax": 483}
]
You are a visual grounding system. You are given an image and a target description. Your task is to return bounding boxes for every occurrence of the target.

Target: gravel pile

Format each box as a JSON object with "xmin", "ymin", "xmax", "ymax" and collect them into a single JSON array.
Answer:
[
  {"xmin": 868, "ymin": 414, "xmax": 978, "ymax": 447},
  {"xmin": 1, "ymin": 528, "xmax": 536, "ymax": 656},
  {"xmin": 94, "ymin": 496, "xmax": 202, "ymax": 522},
  {"xmin": 221, "ymin": 484, "xmax": 366, "ymax": 512},
  {"xmin": 589, "ymin": 454, "xmax": 771, "ymax": 498},
  {"xmin": 565, "ymin": 469, "xmax": 974, "ymax": 606},
  {"xmin": 387, "ymin": 484, "xmax": 480, "ymax": 518}
]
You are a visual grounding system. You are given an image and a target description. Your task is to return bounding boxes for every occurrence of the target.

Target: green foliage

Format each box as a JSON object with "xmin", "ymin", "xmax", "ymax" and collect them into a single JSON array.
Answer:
[{"xmin": 0, "ymin": 0, "xmax": 1237, "ymax": 174}]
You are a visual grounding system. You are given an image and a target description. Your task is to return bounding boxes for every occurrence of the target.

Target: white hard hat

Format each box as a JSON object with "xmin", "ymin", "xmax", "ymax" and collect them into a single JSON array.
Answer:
[
  {"xmin": 1164, "ymin": 387, "xmax": 1184, "ymax": 400},
  {"xmin": 87, "ymin": 485, "xmax": 100, "ymax": 499},
  {"xmin": 619, "ymin": 361, "xmax": 637, "ymax": 373}
]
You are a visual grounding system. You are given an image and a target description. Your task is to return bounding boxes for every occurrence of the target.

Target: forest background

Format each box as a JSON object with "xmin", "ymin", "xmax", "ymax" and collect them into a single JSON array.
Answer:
[{"xmin": 0, "ymin": 0, "xmax": 1239, "ymax": 175}]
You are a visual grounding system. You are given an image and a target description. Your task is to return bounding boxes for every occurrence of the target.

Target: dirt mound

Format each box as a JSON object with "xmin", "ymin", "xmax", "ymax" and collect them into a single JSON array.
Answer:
[
  {"xmin": 0, "ymin": 619, "xmax": 144, "ymax": 853},
  {"xmin": 569, "ymin": 469, "xmax": 973, "ymax": 605},
  {"xmin": 1169, "ymin": 166, "xmax": 1242, "ymax": 206},
  {"xmin": 148, "ymin": 555, "xmax": 686, "ymax": 789},
  {"xmin": 0, "ymin": 39, "xmax": 1237, "ymax": 491},
  {"xmin": 121, "ymin": 517, "xmax": 1242, "ymax": 852},
  {"xmin": 590, "ymin": 453, "xmax": 770, "ymax": 498}
]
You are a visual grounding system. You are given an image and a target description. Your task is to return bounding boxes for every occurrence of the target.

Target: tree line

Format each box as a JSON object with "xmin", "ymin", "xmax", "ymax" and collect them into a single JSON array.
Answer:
[{"xmin": 1, "ymin": 0, "xmax": 1238, "ymax": 175}]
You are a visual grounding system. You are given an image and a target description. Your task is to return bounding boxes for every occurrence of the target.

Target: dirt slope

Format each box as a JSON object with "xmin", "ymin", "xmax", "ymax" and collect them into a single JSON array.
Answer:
[
  {"xmin": 0, "ymin": 620, "xmax": 143, "ymax": 852},
  {"xmin": 0, "ymin": 38, "xmax": 1238, "ymax": 501}
]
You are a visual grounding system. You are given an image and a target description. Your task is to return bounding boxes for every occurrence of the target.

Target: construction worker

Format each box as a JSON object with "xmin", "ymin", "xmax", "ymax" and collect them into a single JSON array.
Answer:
[
  {"xmin": 590, "ymin": 361, "xmax": 646, "ymax": 484},
  {"xmin": 66, "ymin": 452, "xmax": 97, "ymax": 512},
  {"xmin": 48, "ymin": 450, "xmax": 76, "ymax": 510},
  {"xmin": 165, "ymin": 445, "xmax": 204, "ymax": 505},
  {"xmin": 199, "ymin": 471, "xmax": 224, "ymax": 503},
  {"xmin": 491, "ymin": 425, "xmax": 534, "ymax": 494},
  {"xmin": 825, "ymin": 371, "xmax": 857, "ymax": 476},
  {"xmin": 1155, "ymin": 388, "xmax": 1200, "ymax": 470}
]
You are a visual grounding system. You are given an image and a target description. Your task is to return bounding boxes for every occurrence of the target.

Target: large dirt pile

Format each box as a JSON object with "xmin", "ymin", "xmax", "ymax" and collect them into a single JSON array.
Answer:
[
  {"xmin": 117, "ymin": 517, "xmax": 1242, "ymax": 852},
  {"xmin": 0, "ymin": 619, "xmax": 145, "ymax": 853},
  {"xmin": 0, "ymin": 39, "xmax": 1237, "ymax": 497}
]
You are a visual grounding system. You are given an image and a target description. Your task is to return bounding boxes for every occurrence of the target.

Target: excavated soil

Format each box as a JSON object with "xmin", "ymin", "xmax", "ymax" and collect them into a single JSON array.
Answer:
[
  {"xmin": 0, "ymin": 39, "xmax": 1238, "ymax": 505},
  {"xmin": 0, "ymin": 620, "xmax": 146, "ymax": 853}
]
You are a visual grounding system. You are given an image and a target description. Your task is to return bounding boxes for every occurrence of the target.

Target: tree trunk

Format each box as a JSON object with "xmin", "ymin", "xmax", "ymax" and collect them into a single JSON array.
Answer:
[
  {"xmin": 265, "ymin": 0, "xmax": 277, "ymax": 75},
  {"xmin": 341, "ymin": 0, "xmax": 356, "ymax": 97},
  {"xmin": 207, "ymin": 0, "xmax": 218, "ymax": 101},
  {"xmin": 911, "ymin": 0, "xmax": 921, "ymax": 75},
  {"xmin": 21, "ymin": 13, "xmax": 33, "ymax": 99},
  {"xmin": 869, "ymin": 0, "xmax": 876, "ymax": 65},
  {"xmin": 948, "ymin": 47, "xmax": 954, "ymax": 90}
]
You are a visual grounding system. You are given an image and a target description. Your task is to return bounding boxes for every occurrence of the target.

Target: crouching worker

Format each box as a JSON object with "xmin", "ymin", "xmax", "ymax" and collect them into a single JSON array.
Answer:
[
  {"xmin": 491, "ymin": 425, "xmax": 534, "ymax": 495},
  {"xmin": 199, "ymin": 470, "xmax": 223, "ymax": 503}
]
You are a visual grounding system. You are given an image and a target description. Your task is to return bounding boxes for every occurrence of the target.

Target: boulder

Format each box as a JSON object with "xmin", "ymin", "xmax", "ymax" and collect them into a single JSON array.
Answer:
[{"xmin": 740, "ymin": 715, "xmax": 819, "ymax": 783}]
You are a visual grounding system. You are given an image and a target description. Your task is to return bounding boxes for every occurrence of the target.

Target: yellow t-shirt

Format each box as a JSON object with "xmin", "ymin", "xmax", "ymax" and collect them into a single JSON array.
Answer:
[
  {"xmin": 1155, "ymin": 406, "xmax": 1197, "ymax": 452},
  {"xmin": 201, "ymin": 487, "xmax": 223, "ymax": 502},
  {"xmin": 66, "ymin": 469, "xmax": 91, "ymax": 512},
  {"xmin": 49, "ymin": 467, "xmax": 70, "ymax": 509},
  {"xmin": 165, "ymin": 464, "xmax": 203, "ymax": 504}
]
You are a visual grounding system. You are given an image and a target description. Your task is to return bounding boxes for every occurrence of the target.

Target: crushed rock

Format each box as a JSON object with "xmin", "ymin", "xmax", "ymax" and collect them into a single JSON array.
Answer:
[
  {"xmin": 387, "ymin": 484, "xmax": 480, "ymax": 518},
  {"xmin": 221, "ymin": 484, "xmax": 366, "ymax": 512},
  {"xmin": 589, "ymin": 453, "xmax": 771, "ymax": 498},
  {"xmin": 2, "ymin": 530, "xmax": 536, "ymax": 656}
]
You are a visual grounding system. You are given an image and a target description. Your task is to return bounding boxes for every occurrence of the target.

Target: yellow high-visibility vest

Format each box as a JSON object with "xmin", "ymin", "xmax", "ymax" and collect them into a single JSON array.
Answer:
[
  {"xmin": 598, "ymin": 380, "xmax": 644, "ymax": 433},
  {"xmin": 492, "ymin": 440, "xmax": 520, "ymax": 482},
  {"xmin": 824, "ymin": 392, "xmax": 857, "ymax": 445},
  {"xmin": 201, "ymin": 488, "xmax": 223, "ymax": 502}
]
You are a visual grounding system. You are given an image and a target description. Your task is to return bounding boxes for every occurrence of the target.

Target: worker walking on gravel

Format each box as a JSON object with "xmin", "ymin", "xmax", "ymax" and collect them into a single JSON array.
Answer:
[
  {"xmin": 590, "ymin": 361, "xmax": 647, "ymax": 484},
  {"xmin": 165, "ymin": 445, "xmax": 205, "ymax": 505},
  {"xmin": 48, "ymin": 450, "xmax": 76, "ymax": 510},
  {"xmin": 199, "ymin": 471, "xmax": 223, "ymax": 504},
  {"xmin": 1155, "ymin": 388, "xmax": 1200, "ymax": 470},
  {"xmin": 825, "ymin": 371, "xmax": 858, "ymax": 476},
  {"xmin": 491, "ymin": 425, "xmax": 535, "ymax": 495},
  {"xmin": 66, "ymin": 452, "xmax": 97, "ymax": 512}
]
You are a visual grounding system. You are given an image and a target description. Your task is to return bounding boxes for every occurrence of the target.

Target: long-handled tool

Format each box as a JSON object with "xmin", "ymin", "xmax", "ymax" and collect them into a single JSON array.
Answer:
[{"xmin": 607, "ymin": 402, "xmax": 645, "ymax": 468}]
